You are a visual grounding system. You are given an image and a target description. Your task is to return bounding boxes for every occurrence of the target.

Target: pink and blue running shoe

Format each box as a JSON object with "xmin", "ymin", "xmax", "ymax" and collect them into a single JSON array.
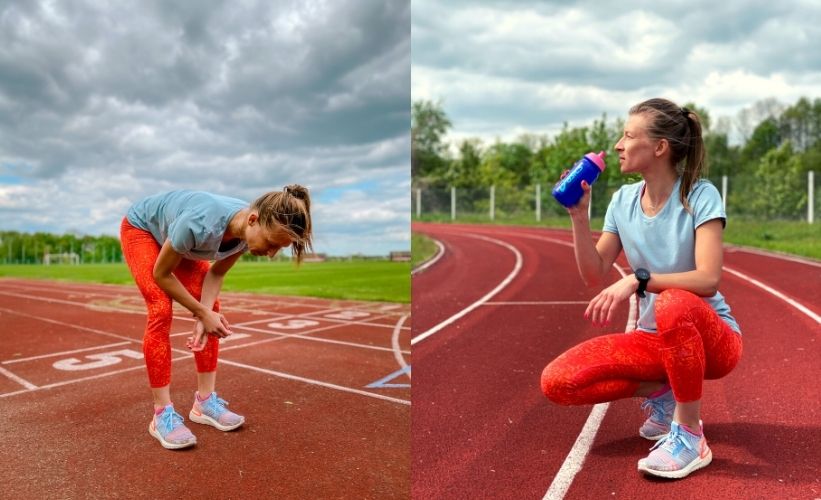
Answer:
[
  {"xmin": 638, "ymin": 421, "xmax": 712, "ymax": 479},
  {"xmin": 189, "ymin": 392, "xmax": 245, "ymax": 431},
  {"xmin": 639, "ymin": 387, "xmax": 676, "ymax": 440},
  {"xmin": 148, "ymin": 404, "xmax": 197, "ymax": 450}
]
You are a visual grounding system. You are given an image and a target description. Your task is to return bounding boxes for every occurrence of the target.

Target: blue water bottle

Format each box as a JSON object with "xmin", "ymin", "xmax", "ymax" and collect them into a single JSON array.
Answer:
[{"xmin": 552, "ymin": 151, "xmax": 607, "ymax": 208}]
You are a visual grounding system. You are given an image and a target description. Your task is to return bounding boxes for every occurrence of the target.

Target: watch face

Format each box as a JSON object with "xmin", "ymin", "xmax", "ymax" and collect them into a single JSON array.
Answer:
[{"xmin": 636, "ymin": 268, "xmax": 650, "ymax": 280}]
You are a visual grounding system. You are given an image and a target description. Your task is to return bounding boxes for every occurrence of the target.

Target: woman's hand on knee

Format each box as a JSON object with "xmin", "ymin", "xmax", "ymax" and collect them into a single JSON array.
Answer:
[
  {"xmin": 187, "ymin": 321, "xmax": 207, "ymax": 352},
  {"xmin": 199, "ymin": 310, "xmax": 232, "ymax": 338}
]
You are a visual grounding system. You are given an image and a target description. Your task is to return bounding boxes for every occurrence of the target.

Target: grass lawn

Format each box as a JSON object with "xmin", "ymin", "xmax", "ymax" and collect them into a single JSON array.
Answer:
[
  {"xmin": 413, "ymin": 215, "xmax": 821, "ymax": 260},
  {"xmin": 411, "ymin": 233, "xmax": 438, "ymax": 268},
  {"xmin": 0, "ymin": 260, "xmax": 410, "ymax": 303}
]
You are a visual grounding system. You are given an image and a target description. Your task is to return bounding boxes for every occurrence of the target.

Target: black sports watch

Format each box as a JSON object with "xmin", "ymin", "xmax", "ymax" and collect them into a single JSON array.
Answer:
[{"xmin": 634, "ymin": 268, "xmax": 651, "ymax": 298}]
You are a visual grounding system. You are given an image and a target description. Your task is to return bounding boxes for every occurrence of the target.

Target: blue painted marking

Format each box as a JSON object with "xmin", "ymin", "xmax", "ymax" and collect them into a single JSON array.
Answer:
[{"xmin": 366, "ymin": 365, "xmax": 411, "ymax": 388}]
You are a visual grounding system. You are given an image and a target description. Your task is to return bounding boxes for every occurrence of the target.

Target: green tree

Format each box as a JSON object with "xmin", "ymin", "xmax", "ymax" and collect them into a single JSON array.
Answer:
[
  {"xmin": 740, "ymin": 117, "xmax": 781, "ymax": 169},
  {"xmin": 446, "ymin": 138, "xmax": 484, "ymax": 187},
  {"xmin": 412, "ymin": 100, "xmax": 452, "ymax": 181},
  {"xmin": 735, "ymin": 142, "xmax": 806, "ymax": 218}
]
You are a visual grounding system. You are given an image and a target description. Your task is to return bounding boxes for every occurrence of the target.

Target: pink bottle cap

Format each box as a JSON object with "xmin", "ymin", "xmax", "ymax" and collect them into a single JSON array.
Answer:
[{"xmin": 584, "ymin": 151, "xmax": 607, "ymax": 171}]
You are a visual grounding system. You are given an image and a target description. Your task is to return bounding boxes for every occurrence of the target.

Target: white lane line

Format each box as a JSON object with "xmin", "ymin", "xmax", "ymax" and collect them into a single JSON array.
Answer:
[
  {"xmin": 392, "ymin": 314, "xmax": 411, "ymax": 380},
  {"xmin": 483, "ymin": 301, "xmax": 589, "ymax": 306},
  {"xmin": 0, "ymin": 295, "xmax": 407, "ymax": 356},
  {"xmin": 412, "ymin": 238, "xmax": 446, "ymax": 275},
  {"xmin": 0, "ymin": 306, "xmax": 152, "ymax": 343},
  {"xmin": 544, "ymin": 263, "xmax": 637, "ymax": 500},
  {"xmin": 0, "ymin": 307, "xmax": 410, "ymax": 406},
  {"xmin": 724, "ymin": 266, "xmax": 821, "ymax": 324},
  {"xmin": 0, "ymin": 366, "xmax": 38, "ymax": 390},
  {"xmin": 411, "ymin": 233, "xmax": 523, "ymax": 345},
  {"xmin": 726, "ymin": 245, "xmax": 821, "ymax": 268},
  {"xmin": 0, "ymin": 290, "xmax": 145, "ymax": 315},
  {"xmin": 0, "ymin": 355, "xmax": 192, "ymax": 398},
  {"xmin": 544, "ymin": 404, "xmax": 609, "ymax": 500},
  {"xmin": 217, "ymin": 358, "xmax": 410, "ymax": 406},
  {"xmin": 2, "ymin": 342, "xmax": 132, "ymax": 364},
  {"xmin": 228, "ymin": 322, "xmax": 411, "ymax": 355}
]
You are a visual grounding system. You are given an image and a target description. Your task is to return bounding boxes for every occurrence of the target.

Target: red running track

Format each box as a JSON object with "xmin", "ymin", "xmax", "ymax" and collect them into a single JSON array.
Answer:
[
  {"xmin": 412, "ymin": 222, "xmax": 820, "ymax": 500},
  {"xmin": 0, "ymin": 278, "xmax": 410, "ymax": 499}
]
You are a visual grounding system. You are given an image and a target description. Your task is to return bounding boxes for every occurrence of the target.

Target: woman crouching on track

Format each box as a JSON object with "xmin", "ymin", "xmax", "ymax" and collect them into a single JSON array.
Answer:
[
  {"xmin": 540, "ymin": 98, "xmax": 742, "ymax": 479},
  {"xmin": 120, "ymin": 185, "xmax": 313, "ymax": 449}
]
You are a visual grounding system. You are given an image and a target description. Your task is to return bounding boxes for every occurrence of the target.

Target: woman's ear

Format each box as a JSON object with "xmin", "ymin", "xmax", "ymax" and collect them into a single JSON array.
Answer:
[
  {"xmin": 655, "ymin": 138, "xmax": 669, "ymax": 158},
  {"xmin": 248, "ymin": 211, "xmax": 258, "ymax": 226}
]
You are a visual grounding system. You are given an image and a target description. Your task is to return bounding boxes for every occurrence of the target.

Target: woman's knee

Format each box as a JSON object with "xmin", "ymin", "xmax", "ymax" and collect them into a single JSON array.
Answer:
[
  {"xmin": 146, "ymin": 300, "xmax": 173, "ymax": 334},
  {"xmin": 540, "ymin": 362, "xmax": 577, "ymax": 406},
  {"xmin": 655, "ymin": 289, "xmax": 701, "ymax": 331}
]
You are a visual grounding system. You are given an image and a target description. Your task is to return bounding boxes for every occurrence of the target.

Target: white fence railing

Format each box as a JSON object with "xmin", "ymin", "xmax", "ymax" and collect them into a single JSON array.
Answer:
[{"xmin": 413, "ymin": 172, "xmax": 819, "ymax": 223}]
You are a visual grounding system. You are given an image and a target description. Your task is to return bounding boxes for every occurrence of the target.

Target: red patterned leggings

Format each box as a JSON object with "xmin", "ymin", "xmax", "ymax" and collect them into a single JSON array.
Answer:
[
  {"xmin": 120, "ymin": 218, "xmax": 220, "ymax": 388},
  {"xmin": 541, "ymin": 289, "xmax": 742, "ymax": 404}
]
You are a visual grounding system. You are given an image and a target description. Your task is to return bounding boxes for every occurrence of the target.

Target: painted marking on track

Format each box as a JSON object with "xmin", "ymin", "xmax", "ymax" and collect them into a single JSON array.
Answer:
[
  {"xmin": 216, "ymin": 332, "xmax": 252, "ymax": 343},
  {"xmin": 323, "ymin": 310, "xmax": 371, "ymax": 320},
  {"xmin": 365, "ymin": 365, "xmax": 411, "ymax": 389},
  {"xmin": 424, "ymin": 231, "xmax": 634, "ymax": 500},
  {"xmin": 0, "ymin": 354, "xmax": 193, "ymax": 399},
  {"xmin": 727, "ymin": 245, "xmax": 821, "ymax": 268},
  {"xmin": 725, "ymin": 266, "xmax": 821, "ymax": 324},
  {"xmin": 483, "ymin": 301, "xmax": 589, "ymax": 306},
  {"xmin": 391, "ymin": 314, "xmax": 411, "ymax": 379},
  {"xmin": 544, "ymin": 259, "xmax": 637, "ymax": 500},
  {"xmin": 53, "ymin": 349, "xmax": 144, "ymax": 371},
  {"xmin": 217, "ymin": 358, "xmax": 410, "ymax": 406},
  {"xmin": 0, "ymin": 284, "xmax": 413, "ymax": 406},
  {"xmin": 543, "ymin": 404, "xmax": 609, "ymax": 500},
  {"xmin": 412, "ymin": 238, "xmax": 445, "ymax": 275},
  {"xmin": 267, "ymin": 319, "xmax": 321, "ymax": 330},
  {"xmin": 2, "ymin": 342, "xmax": 132, "ymax": 365},
  {"xmin": 0, "ymin": 366, "xmax": 38, "ymax": 390},
  {"xmin": 411, "ymin": 233, "xmax": 523, "ymax": 345}
]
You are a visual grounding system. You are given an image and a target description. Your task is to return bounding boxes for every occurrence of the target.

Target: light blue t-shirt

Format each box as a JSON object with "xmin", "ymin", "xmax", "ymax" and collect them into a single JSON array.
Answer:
[
  {"xmin": 602, "ymin": 178, "xmax": 741, "ymax": 334},
  {"xmin": 126, "ymin": 190, "xmax": 249, "ymax": 261}
]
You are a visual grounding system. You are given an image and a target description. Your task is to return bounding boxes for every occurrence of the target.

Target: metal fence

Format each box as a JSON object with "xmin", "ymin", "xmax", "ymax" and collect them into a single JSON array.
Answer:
[{"xmin": 413, "ymin": 172, "xmax": 819, "ymax": 223}]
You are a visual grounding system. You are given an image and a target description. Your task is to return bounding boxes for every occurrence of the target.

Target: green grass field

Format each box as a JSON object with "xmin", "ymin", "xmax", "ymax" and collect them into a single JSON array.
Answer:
[
  {"xmin": 0, "ymin": 260, "xmax": 410, "ymax": 303},
  {"xmin": 413, "ymin": 215, "xmax": 821, "ymax": 261},
  {"xmin": 411, "ymin": 233, "xmax": 438, "ymax": 268}
]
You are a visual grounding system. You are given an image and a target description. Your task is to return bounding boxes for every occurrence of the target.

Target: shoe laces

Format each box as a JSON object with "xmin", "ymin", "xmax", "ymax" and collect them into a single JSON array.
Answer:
[
  {"xmin": 641, "ymin": 397, "xmax": 668, "ymax": 422},
  {"xmin": 203, "ymin": 394, "xmax": 230, "ymax": 414},
  {"xmin": 650, "ymin": 424, "xmax": 694, "ymax": 455},
  {"xmin": 158, "ymin": 408, "xmax": 184, "ymax": 433}
]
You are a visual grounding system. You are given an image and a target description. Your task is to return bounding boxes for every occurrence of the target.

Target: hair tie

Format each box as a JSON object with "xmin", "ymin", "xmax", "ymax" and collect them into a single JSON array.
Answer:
[{"xmin": 681, "ymin": 107, "xmax": 690, "ymax": 117}]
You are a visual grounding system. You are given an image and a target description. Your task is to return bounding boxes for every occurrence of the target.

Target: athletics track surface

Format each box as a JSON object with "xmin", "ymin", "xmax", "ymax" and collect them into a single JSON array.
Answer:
[
  {"xmin": 412, "ymin": 222, "xmax": 819, "ymax": 500},
  {"xmin": 0, "ymin": 279, "xmax": 410, "ymax": 499}
]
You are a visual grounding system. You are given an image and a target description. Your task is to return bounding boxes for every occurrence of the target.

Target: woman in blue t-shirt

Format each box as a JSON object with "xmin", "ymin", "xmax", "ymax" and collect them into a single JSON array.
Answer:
[
  {"xmin": 120, "ymin": 185, "xmax": 313, "ymax": 449},
  {"xmin": 540, "ymin": 98, "xmax": 742, "ymax": 479}
]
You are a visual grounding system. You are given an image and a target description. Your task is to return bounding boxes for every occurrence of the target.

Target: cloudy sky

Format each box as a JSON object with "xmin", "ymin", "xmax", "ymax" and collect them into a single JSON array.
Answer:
[
  {"xmin": 412, "ymin": 0, "xmax": 821, "ymax": 146},
  {"xmin": 0, "ymin": 0, "xmax": 409, "ymax": 256}
]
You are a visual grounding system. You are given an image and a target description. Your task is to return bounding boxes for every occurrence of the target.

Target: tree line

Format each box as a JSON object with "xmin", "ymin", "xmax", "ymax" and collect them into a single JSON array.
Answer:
[
  {"xmin": 0, "ymin": 231, "xmax": 123, "ymax": 264},
  {"xmin": 412, "ymin": 97, "xmax": 821, "ymax": 218}
]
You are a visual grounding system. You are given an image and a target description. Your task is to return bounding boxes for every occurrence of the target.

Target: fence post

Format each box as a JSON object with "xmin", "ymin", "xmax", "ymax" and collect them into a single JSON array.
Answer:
[
  {"xmin": 721, "ymin": 175, "xmax": 728, "ymax": 212},
  {"xmin": 416, "ymin": 188, "xmax": 421, "ymax": 218},
  {"xmin": 536, "ymin": 184, "xmax": 541, "ymax": 222},
  {"xmin": 490, "ymin": 185, "xmax": 495, "ymax": 221},
  {"xmin": 809, "ymin": 171, "xmax": 815, "ymax": 224},
  {"xmin": 451, "ymin": 187, "xmax": 456, "ymax": 221}
]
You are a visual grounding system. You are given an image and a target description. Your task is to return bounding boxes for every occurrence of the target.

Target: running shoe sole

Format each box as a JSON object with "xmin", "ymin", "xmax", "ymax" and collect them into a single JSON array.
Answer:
[
  {"xmin": 637, "ymin": 447, "xmax": 712, "ymax": 479},
  {"xmin": 148, "ymin": 421, "xmax": 196, "ymax": 450},
  {"xmin": 189, "ymin": 409, "xmax": 244, "ymax": 431}
]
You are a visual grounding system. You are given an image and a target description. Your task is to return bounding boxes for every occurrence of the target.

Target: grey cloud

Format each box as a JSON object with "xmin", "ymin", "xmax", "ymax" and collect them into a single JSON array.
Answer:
[{"xmin": 0, "ymin": 1, "xmax": 410, "ymax": 255}]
